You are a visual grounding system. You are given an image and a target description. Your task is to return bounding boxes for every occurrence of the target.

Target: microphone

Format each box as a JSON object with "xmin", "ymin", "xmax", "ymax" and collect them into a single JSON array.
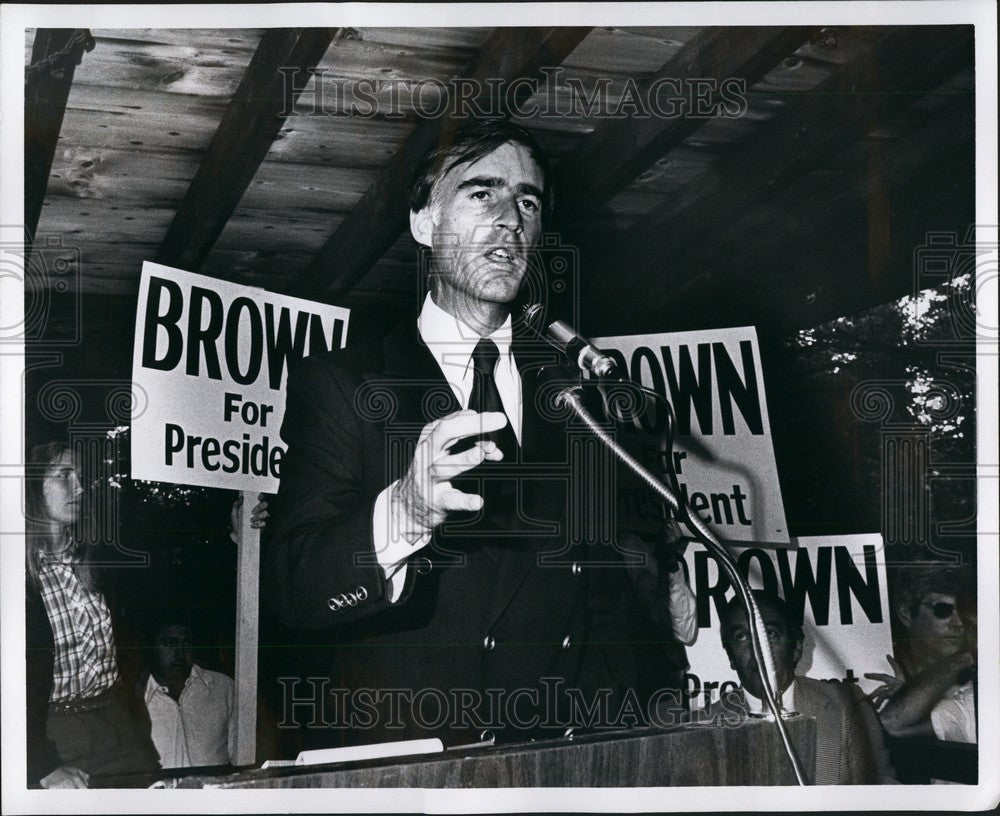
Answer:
[{"xmin": 522, "ymin": 303, "xmax": 622, "ymax": 379}]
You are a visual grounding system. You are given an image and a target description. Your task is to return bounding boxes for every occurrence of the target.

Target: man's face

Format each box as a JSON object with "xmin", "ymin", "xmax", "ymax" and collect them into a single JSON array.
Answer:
[
  {"xmin": 411, "ymin": 141, "xmax": 544, "ymax": 320},
  {"xmin": 723, "ymin": 604, "xmax": 801, "ymax": 699},
  {"xmin": 153, "ymin": 624, "xmax": 194, "ymax": 686},
  {"xmin": 900, "ymin": 592, "xmax": 965, "ymax": 661}
]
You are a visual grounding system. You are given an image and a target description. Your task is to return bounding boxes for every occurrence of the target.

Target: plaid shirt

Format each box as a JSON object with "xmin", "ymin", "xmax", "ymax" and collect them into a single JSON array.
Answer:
[{"xmin": 36, "ymin": 545, "xmax": 119, "ymax": 702}]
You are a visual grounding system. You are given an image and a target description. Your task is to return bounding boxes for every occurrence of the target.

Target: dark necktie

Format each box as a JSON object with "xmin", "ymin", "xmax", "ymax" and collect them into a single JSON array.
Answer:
[
  {"xmin": 442, "ymin": 337, "xmax": 520, "ymax": 543},
  {"xmin": 468, "ymin": 337, "xmax": 518, "ymax": 461}
]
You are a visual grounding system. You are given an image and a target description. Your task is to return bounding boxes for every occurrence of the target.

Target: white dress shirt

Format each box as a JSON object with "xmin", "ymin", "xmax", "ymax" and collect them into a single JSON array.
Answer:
[
  {"xmin": 145, "ymin": 664, "xmax": 235, "ymax": 768},
  {"xmin": 742, "ymin": 677, "xmax": 798, "ymax": 717},
  {"xmin": 931, "ymin": 681, "xmax": 976, "ymax": 743},
  {"xmin": 373, "ymin": 293, "xmax": 522, "ymax": 601}
]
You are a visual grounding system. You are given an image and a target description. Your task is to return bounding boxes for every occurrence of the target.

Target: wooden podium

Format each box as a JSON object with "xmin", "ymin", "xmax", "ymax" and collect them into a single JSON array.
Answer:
[{"xmin": 168, "ymin": 719, "xmax": 815, "ymax": 788}]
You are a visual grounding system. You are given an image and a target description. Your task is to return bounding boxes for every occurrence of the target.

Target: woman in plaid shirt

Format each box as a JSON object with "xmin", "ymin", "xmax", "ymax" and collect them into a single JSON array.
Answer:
[{"xmin": 25, "ymin": 440, "xmax": 159, "ymax": 788}]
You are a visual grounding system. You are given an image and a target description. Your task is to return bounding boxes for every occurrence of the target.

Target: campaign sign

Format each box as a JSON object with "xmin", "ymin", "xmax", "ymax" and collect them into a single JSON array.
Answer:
[
  {"xmin": 594, "ymin": 327, "xmax": 789, "ymax": 544},
  {"xmin": 679, "ymin": 534, "xmax": 893, "ymax": 709},
  {"xmin": 131, "ymin": 262, "xmax": 350, "ymax": 492}
]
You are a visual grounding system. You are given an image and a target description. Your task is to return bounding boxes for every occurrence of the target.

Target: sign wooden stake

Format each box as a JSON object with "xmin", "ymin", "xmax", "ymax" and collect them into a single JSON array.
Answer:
[{"xmin": 232, "ymin": 490, "xmax": 259, "ymax": 766}]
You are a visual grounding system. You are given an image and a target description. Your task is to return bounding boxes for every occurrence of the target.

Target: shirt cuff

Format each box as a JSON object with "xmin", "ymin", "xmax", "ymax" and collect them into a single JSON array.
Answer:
[{"xmin": 373, "ymin": 481, "xmax": 431, "ymax": 603}]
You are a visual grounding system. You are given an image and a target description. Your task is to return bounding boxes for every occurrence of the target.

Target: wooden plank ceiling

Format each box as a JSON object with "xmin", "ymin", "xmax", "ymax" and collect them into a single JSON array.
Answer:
[{"xmin": 26, "ymin": 25, "xmax": 974, "ymax": 335}]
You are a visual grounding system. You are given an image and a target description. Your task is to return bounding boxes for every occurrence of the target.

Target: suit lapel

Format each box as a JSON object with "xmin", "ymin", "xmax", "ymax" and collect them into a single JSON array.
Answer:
[
  {"xmin": 379, "ymin": 315, "xmax": 460, "ymax": 430},
  {"xmin": 514, "ymin": 334, "xmax": 562, "ymax": 463},
  {"xmin": 792, "ymin": 677, "xmax": 836, "ymax": 785},
  {"xmin": 793, "ymin": 676, "xmax": 833, "ymax": 713}
]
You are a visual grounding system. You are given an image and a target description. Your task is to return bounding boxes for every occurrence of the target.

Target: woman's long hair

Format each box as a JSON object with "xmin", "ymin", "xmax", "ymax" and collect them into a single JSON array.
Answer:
[{"xmin": 25, "ymin": 440, "xmax": 96, "ymax": 591}]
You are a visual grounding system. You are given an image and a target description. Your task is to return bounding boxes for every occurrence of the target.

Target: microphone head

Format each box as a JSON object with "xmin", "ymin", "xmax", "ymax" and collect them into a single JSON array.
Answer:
[
  {"xmin": 521, "ymin": 303, "xmax": 544, "ymax": 331},
  {"xmin": 546, "ymin": 320, "xmax": 578, "ymax": 352},
  {"xmin": 521, "ymin": 303, "xmax": 546, "ymax": 337},
  {"xmin": 520, "ymin": 304, "xmax": 581, "ymax": 355}
]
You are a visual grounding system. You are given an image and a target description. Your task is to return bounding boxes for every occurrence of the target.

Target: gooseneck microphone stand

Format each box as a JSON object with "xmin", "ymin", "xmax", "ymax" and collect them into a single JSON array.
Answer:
[{"xmin": 543, "ymin": 371, "xmax": 809, "ymax": 787}]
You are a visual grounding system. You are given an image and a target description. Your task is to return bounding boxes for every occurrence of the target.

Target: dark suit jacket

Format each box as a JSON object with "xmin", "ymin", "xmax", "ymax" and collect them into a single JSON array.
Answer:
[{"xmin": 263, "ymin": 317, "xmax": 634, "ymax": 746}]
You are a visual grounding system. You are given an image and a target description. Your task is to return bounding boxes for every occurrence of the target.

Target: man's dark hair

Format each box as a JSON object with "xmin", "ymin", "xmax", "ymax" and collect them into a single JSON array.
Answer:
[
  {"xmin": 892, "ymin": 564, "xmax": 972, "ymax": 621},
  {"xmin": 143, "ymin": 604, "xmax": 195, "ymax": 645},
  {"xmin": 408, "ymin": 118, "xmax": 552, "ymax": 215},
  {"xmin": 719, "ymin": 589, "xmax": 804, "ymax": 646}
]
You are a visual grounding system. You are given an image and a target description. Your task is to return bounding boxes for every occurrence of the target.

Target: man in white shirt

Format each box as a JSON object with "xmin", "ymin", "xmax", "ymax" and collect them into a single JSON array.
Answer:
[
  {"xmin": 719, "ymin": 590, "xmax": 895, "ymax": 785},
  {"xmin": 143, "ymin": 615, "xmax": 234, "ymax": 768}
]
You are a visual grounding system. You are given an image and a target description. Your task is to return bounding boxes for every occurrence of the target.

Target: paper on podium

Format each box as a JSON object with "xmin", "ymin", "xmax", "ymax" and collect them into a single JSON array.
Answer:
[{"xmin": 294, "ymin": 737, "xmax": 444, "ymax": 766}]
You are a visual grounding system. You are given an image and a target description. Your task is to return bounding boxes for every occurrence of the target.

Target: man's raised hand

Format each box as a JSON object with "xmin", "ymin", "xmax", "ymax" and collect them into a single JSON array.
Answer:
[{"xmin": 394, "ymin": 410, "xmax": 507, "ymax": 535}]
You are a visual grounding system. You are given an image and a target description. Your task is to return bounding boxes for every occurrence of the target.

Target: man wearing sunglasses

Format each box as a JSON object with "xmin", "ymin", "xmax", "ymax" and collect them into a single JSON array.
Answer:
[{"xmin": 874, "ymin": 566, "xmax": 976, "ymax": 743}]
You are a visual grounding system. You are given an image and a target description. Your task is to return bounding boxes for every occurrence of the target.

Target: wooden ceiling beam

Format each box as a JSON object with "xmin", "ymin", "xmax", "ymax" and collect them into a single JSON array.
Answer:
[
  {"xmin": 553, "ymin": 26, "xmax": 818, "ymax": 212},
  {"xmin": 633, "ymin": 98, "xmax": 973, "ymax": 336},
  {"xmin": 155, "ymin": 28, "xmax": 336, "ymax": 272},
  {"xmin": 614, "ymin": 26, "xmax": 974, "ymax": 274},
  {"xmin": 25, "ymin": 29, "xmax": 95, "ymax": 249},
  {"xmin": 291, "ymin": 27, "xmax": 592, "ymax": 301}
]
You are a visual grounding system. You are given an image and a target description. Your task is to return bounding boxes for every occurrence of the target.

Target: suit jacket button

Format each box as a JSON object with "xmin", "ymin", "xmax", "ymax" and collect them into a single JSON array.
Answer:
[
  {"xmin": 327, "ymin": 597, "xmax": 341, "ymax": 611},
  {"xmin": 561, "ymin": 635, "xmax": 572, "ymax": 650},
  {"xmin": 356, "ymin": 585, "xmax": 368, "ymax": 601},
  {"xmin": 571, "ymin": 562, "xmax": 582, "ymax": 576},
  {"xmin": 483, "ymin": 635, "xmax": 496, "ymax": 651},
  {"xmin": 416, "ymin": 557, "xmax": 433, "ymax": 575}
]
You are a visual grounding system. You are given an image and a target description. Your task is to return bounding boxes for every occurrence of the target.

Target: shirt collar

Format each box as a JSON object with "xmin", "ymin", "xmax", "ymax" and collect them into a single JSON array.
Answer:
[
  {"xmin": 146, "ymin": 663, "xmax": 211, "ymax": 700},
  {"xmin": 188, "ymin": 663, "xmax": 212, "ymax": 688},
  {"xmin": 145, "ymin": 672, "xmax": 163, "ymax": 703},
  {"xmin": 38, "ymin": 538, "xmax": 76, "ymax": 567},
  {"xmin": 417, "ymin": 292, "xmax": 513, "ymax": 375},
  {"xmin": 743, "ymin": 677, "xmax": 798, "ymax": 716}
]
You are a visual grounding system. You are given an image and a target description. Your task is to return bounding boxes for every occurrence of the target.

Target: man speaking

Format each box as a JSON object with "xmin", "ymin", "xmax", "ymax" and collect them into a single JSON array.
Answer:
[{"xmin": 264, "ymin": 120, "xmax": 636, "ymax": 747}]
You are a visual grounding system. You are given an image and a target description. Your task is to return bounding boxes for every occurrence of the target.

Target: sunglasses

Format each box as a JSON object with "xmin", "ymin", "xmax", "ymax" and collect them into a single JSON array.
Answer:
[{"xmin": 921, "ymin": 601, "xmax": 957, "ymax": 619}]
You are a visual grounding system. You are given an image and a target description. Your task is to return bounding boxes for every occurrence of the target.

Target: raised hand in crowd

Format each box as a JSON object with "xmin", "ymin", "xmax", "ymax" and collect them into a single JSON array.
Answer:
[
  {"xmin": 621, "ymin": 530, "xmax": 697, "ymax": 646},
  {"xmin": 229, "ymin": 493, "xmax": 270, "ymax": 542},
  {"xmin": 878, "ymin": 650, "xmax": 976, "ymax": 738},
  {"xmin": 865, "ymin": 653, "xmax": 907, "ymax": 709}
]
